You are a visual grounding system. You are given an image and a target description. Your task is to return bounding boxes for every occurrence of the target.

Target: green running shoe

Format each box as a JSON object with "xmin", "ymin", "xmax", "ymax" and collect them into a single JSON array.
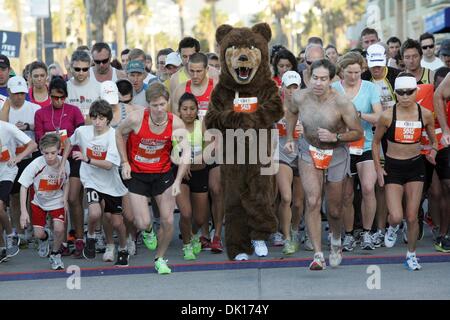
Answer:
[
  {"xmin": 191, "ymin": 235, "xmax": 201, "ymax": 255},
  {"xmin": 183, "ymin": 243, "xmax": 197, "ymax": 260},
  {"xmin": 282, "ymin": 239, "xmax": 296, "ymax": 255},
  {"xmin": 155, "ymin": 257, "xmax": 171, "ymax": 274},
  {"xmin": 143, "ymin": 229, "xmax": 157, "ymax": 251}
]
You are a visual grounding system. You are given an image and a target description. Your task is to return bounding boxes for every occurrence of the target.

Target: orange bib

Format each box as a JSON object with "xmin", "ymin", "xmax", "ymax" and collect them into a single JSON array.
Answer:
[
  {"xmin": 15, "ymin": 145, "xmax": 26, "ymax": 155},
  {"xmin": 86, "ymin": 145, "xmax": 107, "ymax": 161},
  {"xmin": 233, "ymin": 92, "xmax": 258, "ymax": 113},
  {"xmin": 38, "ymin": 176, "xmax": 62, "ymax": 192},
  {"xmin": 309, "ymin": 145, "xmax": 333, "ymax": 169},
  {"xmin": 46, "ymin": 129, "xmax": 68, "ymax": 149},
  {"xmin": 420, "ymin": 128, "xmax": 443, "ymax": 155},
  {"xmin": 0, "ymin": 146, "xmax": 11, "ymax": 162},
  {"xmin": 394, "ymin": 121, "xmax": 422, "ymax": 143},
  {"xmin": 348, "ymin": 134, "xmax": 365, "ymax": 156},
  {"xmin": 276, "ymin": 121, "xmax": 301, "ymax": 139},
  {"xmin": 135, "ymin": 142, "xmax": 165, "ymax": 164}
]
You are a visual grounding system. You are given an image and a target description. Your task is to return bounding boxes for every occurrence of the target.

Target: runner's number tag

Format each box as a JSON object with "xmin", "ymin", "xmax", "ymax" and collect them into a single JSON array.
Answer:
[{"xmin": 309, "ymin": 145, "xmax": 333, "ymax": 170}]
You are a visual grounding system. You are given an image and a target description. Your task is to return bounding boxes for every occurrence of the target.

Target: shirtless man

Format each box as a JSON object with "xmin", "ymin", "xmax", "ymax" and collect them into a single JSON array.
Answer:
[{"xmin": 285, "ymin": 59, "xmax": 363, "ymax": 270}]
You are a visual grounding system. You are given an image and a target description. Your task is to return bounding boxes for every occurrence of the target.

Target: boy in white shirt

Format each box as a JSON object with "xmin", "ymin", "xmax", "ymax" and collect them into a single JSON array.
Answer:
[
  {"xmin": 60, "ymin": 99, "xmax": 129, "ymax": 266},
  {"xmin": 19, "ymin": 134, "xmax": 70, "ymax": 270},
  {"xmin": 0, "ymin": 120, "xmax": 37, "ymax": 262}
]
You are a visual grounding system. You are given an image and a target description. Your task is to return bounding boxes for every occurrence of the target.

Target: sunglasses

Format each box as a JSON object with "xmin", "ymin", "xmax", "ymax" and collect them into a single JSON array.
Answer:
[
  {"xmin": 395, "ymin": 89, "xmax": 416, "ymax": 96},
  {"xmin": 306, "ymin": 60, "xmax": 313, "ymax": 65},
  {"xmin": 73, "ymin": 67, "xmax": 89, "ymax": 72},
  {"xmin": 421, "ymin": 44, "xmax": 434, "ymax": 50},
  {"xmin": 94, "ymin": 58, "xmax": 110, "ymax": 65},
  {"xmin": 51, "ymin": 95, "xmax": 66, "ymax": 101}
]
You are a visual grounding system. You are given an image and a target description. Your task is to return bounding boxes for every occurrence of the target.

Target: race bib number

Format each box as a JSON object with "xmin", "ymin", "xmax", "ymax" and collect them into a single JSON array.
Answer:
[
  {"xmin": 0, "ymin": 146, "xmax": 11, "ymax": 162},
  {"xmin": 394, "ymin": 121, "xmax": 421, "ymax": 143},
  {"xmin": 86, "ymin": 144, "xmax": 107, "ymax": 160},
  {"xmin": 135, "ymin": 142, "xmax": 165, "ymax": 164},
  {"xmin": 233, "ymin": 97, "xmax": 258, "ymax": 113},
  {"xmin": 198, "ymin": 108, "xmax": 208, "ymax": 120},
  {"xmin": 38, "ymin": 175, "xmax": 63, "ymax": 192},
  {"xmin": 420, "ymin": 128, "xmax": 443, "ymax": 155},
  {"xmin": 348, "ymin": 135, "xmax": 365, "ymax": 156},
  {"xmin": 276, "ymin": 121, "xmax": 301, "ymax": 139},
  {"xmin": 15, "ymin": 145, "xmax": 26, "ymax": 155},
  {"xmin": 309, "ymin": 145, "xmax": 333, "ymax": 170}
]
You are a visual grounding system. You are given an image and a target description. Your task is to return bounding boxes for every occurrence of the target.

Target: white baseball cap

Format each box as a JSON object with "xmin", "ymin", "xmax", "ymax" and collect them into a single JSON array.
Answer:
[
  {"xmin": 282, "ymin": 71, "xmax": 301, "ymax": 87},
  {"xmin": 100, "ymin": 81, "xmax": 119, "ymax": 105},
  {"xmin": 165, "ymin": 52, "xmax": 182, "ymax": 67},
  {"xmin": 7, "ymin": 76, "xmax": 28, "ymax": 94},
  {"xmin": 366, "ymin": 43, "xmax": 386, "ymax": 68}
]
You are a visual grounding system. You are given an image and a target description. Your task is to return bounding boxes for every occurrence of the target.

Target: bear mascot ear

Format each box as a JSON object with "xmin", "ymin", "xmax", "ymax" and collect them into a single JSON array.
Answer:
[
  {"xmin": 216, "ymin": 24, "xmax": 234, "ymax": 45},
  {"xmin": 251, "ymin": 23, "xmax": 272, "ymax": 42}
]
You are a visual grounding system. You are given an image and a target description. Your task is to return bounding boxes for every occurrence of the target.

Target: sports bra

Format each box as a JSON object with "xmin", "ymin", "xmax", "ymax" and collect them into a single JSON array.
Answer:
[{"xmin": 385, "ymin": 103, "xmax": 423, "ymax": 145}]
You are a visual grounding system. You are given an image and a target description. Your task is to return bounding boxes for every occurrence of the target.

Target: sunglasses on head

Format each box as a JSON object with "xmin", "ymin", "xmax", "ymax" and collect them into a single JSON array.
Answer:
[
  {"xmin": 94, "ymin": 58, "xmax": 110, "ymax": 65},
  {"xmin": 51, "ymin": 95, "xmax": 66, "ymax": 101},
  {"xmin": 73, "ymin": 67, "xmax": 90, "ymax": 72},
  {"xmin": 395, "ymin": 89, "xmax": 416, "ymax": 96},
  {"xmin": 421, "ymin": 44, "xmax": 434, "ymax": 50}
]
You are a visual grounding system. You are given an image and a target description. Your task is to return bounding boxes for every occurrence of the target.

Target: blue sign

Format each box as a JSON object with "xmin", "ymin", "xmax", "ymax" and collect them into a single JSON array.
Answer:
[
  {"xmin": 0, "ymin": 30, "xmax": 21, "ymax": 58},
  {"xmin": 425, "ymin": 8, "xmax": 450, "ymax": 34}
]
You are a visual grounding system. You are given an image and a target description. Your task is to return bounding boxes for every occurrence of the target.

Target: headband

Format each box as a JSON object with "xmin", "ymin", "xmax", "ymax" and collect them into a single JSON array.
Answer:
[{"xmin": 395, "ymin": 76, "xmax": 417, "ymax": 90}]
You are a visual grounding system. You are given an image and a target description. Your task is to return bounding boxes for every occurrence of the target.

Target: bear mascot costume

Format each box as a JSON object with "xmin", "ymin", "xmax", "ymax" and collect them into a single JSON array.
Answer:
[{"xmin": 204, "ymin": 23, "xmax": 284, "ymax": 260}]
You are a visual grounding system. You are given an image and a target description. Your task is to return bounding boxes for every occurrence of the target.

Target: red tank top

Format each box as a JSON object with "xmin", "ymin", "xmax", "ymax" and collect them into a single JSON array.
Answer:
[
  {"xmin": 127, "ymin": 110, "xmax": 173, "ymax": 173},
  {"xmin": 185, "ymin": 78, "xmax": 214, "ymax": 118}
]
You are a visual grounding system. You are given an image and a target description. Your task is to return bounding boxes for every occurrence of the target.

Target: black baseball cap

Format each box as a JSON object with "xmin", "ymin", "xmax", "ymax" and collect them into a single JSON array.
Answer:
[
  {"xmin": 0, "ymin": 54, "xmax": 11, "ymax": 68},
  {"xmin": 440, "ymin": 39, "xmax": 450, "ymax": 56}
]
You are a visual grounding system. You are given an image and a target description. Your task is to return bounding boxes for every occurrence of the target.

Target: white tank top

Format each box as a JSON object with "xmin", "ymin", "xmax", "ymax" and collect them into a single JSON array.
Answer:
[{"xmin": 89, "ymin": 67, "xmax": 119, "ymax": 83}]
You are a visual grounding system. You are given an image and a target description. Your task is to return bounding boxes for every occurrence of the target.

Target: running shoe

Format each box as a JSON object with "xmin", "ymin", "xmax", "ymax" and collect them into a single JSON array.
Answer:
[
  {"xmin": 115, "ymin": 250, "xmax": 130, "ymax": 267},
  {"xmin": 291, "ymin": 229, "xmax": 300, "ymax": 251},
  {"xmin": 200, "ymin": 236, "xmax": 211, "ymax": 251},
  {"xmin": 103, "ymin": 244, "xmax": 116, "ymax": 262},
  {"xmin": 210, "ymin": 235, "xmax": 223, "ymax": 253},
  {"xmin": 282, "ymin": 239, "xmax": 296, "ymax": 255},
  {"xmin": 361, "ymin": 231, "xmax": 375, "ymax": 250},
  {"xmin": 191, "ymin": 235, "xmax": 201, "ymax": 255},
  {"xmin": 154, "ymin": 257, "xmax": 171, "ymax": 275},
  {"xmin": 404, "ymin": 255, "xmax": 422, "ymax": 271},
  {"xmin": 49, "ymin": 253, "xmax": 64, "ymax": 270},
  {"xmin": 0, "ymin": 248, "xmax": 8, "ymax": 263},
  {"xmin": 143, "ymin": 229, "xmax": 157, "ymax": 251},
  {"xmin": 73, "ymin": 239, "xmax": 84, "ymax": 258},
  {"xmin": 252, "ymin": 240, "xmax": 268, "ymax": 257},
  {"xmin": 434, "ymin": 235, "xmax": 450, "ymax": 253},
  {"xmin": 38, "ymin": 237, "xmax": 50, "ymax": 258},
  {"xmin": 6, "ymin": 233, "xmax": 20, "ymax": 257},
  {"xmin": 183, "ymin": 243, "xmax": 196, "ymax": 260},
  {"xmin": 59, "ymin": 243, "xmax": 71, "ymax": 256},
  {"xmin": 329, "ymin": 244, "xmax": 343, "ymax": 267},
  {"xmin": 127, "ymin": 236, "xmax": 136, "ymax": 256},
  {"xmin": 402, "ymin": 221, "xmax": 408, "ymax": 244},
  {"xmin": 309, "ymin": 252, "xmax": 326, "ymax": 271},
  {"xmin": 234, "ymin": 253, "xmax": 249, "ymax": 261},
  {"xmin": 371, "ymin": 230, "xmax": 385, "ymax": 248},
  {"xmin": 83, "ymin": 237, "xmax": 96, "ymax": 260},
  {"xmin": 271, "ymin": 232, "xmax": 284, "ymax": 247},
  {"xmin": 302, "ymin": 232, "xmax": 314, "ymax": 251},
  {"xmin": 384, "ymin": 225, "xmax": 399, "ymax": 248},
  {"xmin": 95, "ymin": 230, "xmax": 106, "ymax": 253},
  {"xmin": 342, "ymin": 234, "xmax": 356, "ymax": 252}
]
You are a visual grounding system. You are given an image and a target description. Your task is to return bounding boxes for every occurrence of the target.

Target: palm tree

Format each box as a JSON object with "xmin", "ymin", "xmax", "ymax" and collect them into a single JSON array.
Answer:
[
  {"xmin": 84, "ymin": 0, "xmax": 116, "ymax": 43},
  {"xmin": 268, "ymin": 0, "xmax": 292, "ymax": 46},
  {"xmin": 172, "ymin": 0, "xmax": 185, "ymax": 38}
]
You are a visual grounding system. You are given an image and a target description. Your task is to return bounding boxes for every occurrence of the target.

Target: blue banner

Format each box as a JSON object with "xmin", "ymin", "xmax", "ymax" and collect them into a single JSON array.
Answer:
[
  {"xmin": 0, "ymin": 30, "xmax": 22, "ymax": 58},
  {"xmin": 425, "ymin": 8, "xmax": 450, "ymax": 34}
]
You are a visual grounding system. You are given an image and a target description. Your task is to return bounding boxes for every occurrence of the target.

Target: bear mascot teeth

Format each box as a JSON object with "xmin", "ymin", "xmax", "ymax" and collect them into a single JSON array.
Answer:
[{"xmin": 204, "ymin": 23, "xmax": 284, "ymax": 260}]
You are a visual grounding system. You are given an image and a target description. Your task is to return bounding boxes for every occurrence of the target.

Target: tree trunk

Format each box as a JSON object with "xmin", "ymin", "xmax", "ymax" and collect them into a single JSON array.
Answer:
[{"xmin": 178, "ymin": 0, "xmax": 185, "ymax": 38}]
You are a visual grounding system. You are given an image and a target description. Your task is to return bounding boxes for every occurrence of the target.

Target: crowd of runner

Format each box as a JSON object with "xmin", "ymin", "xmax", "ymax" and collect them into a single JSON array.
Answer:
[{"xmin": 0, "ymin": 25, "xmax": 449, "ymax": 273}]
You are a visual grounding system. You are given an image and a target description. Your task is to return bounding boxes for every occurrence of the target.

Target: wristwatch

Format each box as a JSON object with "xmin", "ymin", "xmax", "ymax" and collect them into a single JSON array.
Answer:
[{"xmin": 336, "ymin": 133, "xmax": 342, "ymax": 142}]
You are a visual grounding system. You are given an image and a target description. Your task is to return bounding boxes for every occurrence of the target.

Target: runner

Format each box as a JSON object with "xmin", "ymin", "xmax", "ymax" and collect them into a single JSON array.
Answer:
[
  {"xmin": 332, "ymin": 52, "xmax": 382, "ymax": 251},
  {"xmin": 420, "ymin": 32, "xmax": 444, "ymax": 71},
  {"xmin": 387, "ymin": 37, "xmax": 402, "ymax": 69},
  {"xmin": 0, "ymin": 76, "xmax": 40, "ymax": 246},
  {"xmin": 360, "ymin": 28, "xmax": 380, "ymax": 51},
  {"xmin": 174, "ymin": 92, "xmax": 209, "ymax": 260},
  {"xmin": 0, "ymin": 55, "xmax": 11, "ymax": 107},
  {"xmin": 19, "ymin": 133, "xmax": 70, "ymax": 270},
  {"xmin": 34, "ymin": 76, "xmax": 85, "ymax": 257},
  {"xmin": 115, "ymin": 82, "xmax": 190, "ymax": 274},
  {"xmin": 439, "ymin": 39, "xmax": 450, "ymax": 68},
  {"xmin": 67, "ymin": 50, "xmax": 101, "ymax": 118},
  {"xmin": 372, "ymin": 73, "xmax": 437, "ymax": 270},
  {"xmin": 325, "ymin": 45, "xmax": 339, "ymax": 65},
  {"xmin": 164, "ymin": 52, "xmax": 183, "ymax": 91},
  {"xmin": 169, "ymin": 37, "xmax": 201, "ymax": 94},
  {"xmin": 401, "ymin": 38, "xmax": 435, "ymax": 85},
  {"xmin": 61, "ymin": 100, "xmax": 130, "ymax": 266},
  {"xmin": 275, "ymin": 71, "xmax": 304, "ymax": 255},
  {"xmin": 126, "ymin": 60, "xmax": 148, "ymax": 107},
  {"xmin": 90, "ymin": 43, "xmax": 125, "ymax": 84},
  {"xmin": 285, "ymin": 59, "xmax": 363, "ymax": 270},
  {"xmin": 433, "ymin": 69, "xmax": 450, "ymax": 251},
  {"xmin": 0, "ymin": 119, "xmax": 37, "ymax": 261},
  {"xmin": 272, "ymin": 49, "xmax": 298, "ymax": 89}
]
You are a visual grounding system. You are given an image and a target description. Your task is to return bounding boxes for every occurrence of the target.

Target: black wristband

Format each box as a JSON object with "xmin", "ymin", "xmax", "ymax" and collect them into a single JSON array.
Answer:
[
  {"xmin": 86, "ymin": 157, "xmax": 91, "ymax": 164},
  {"xmin": 25, "ymin": 123, "xmax": 30, "ymax": 131}
]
